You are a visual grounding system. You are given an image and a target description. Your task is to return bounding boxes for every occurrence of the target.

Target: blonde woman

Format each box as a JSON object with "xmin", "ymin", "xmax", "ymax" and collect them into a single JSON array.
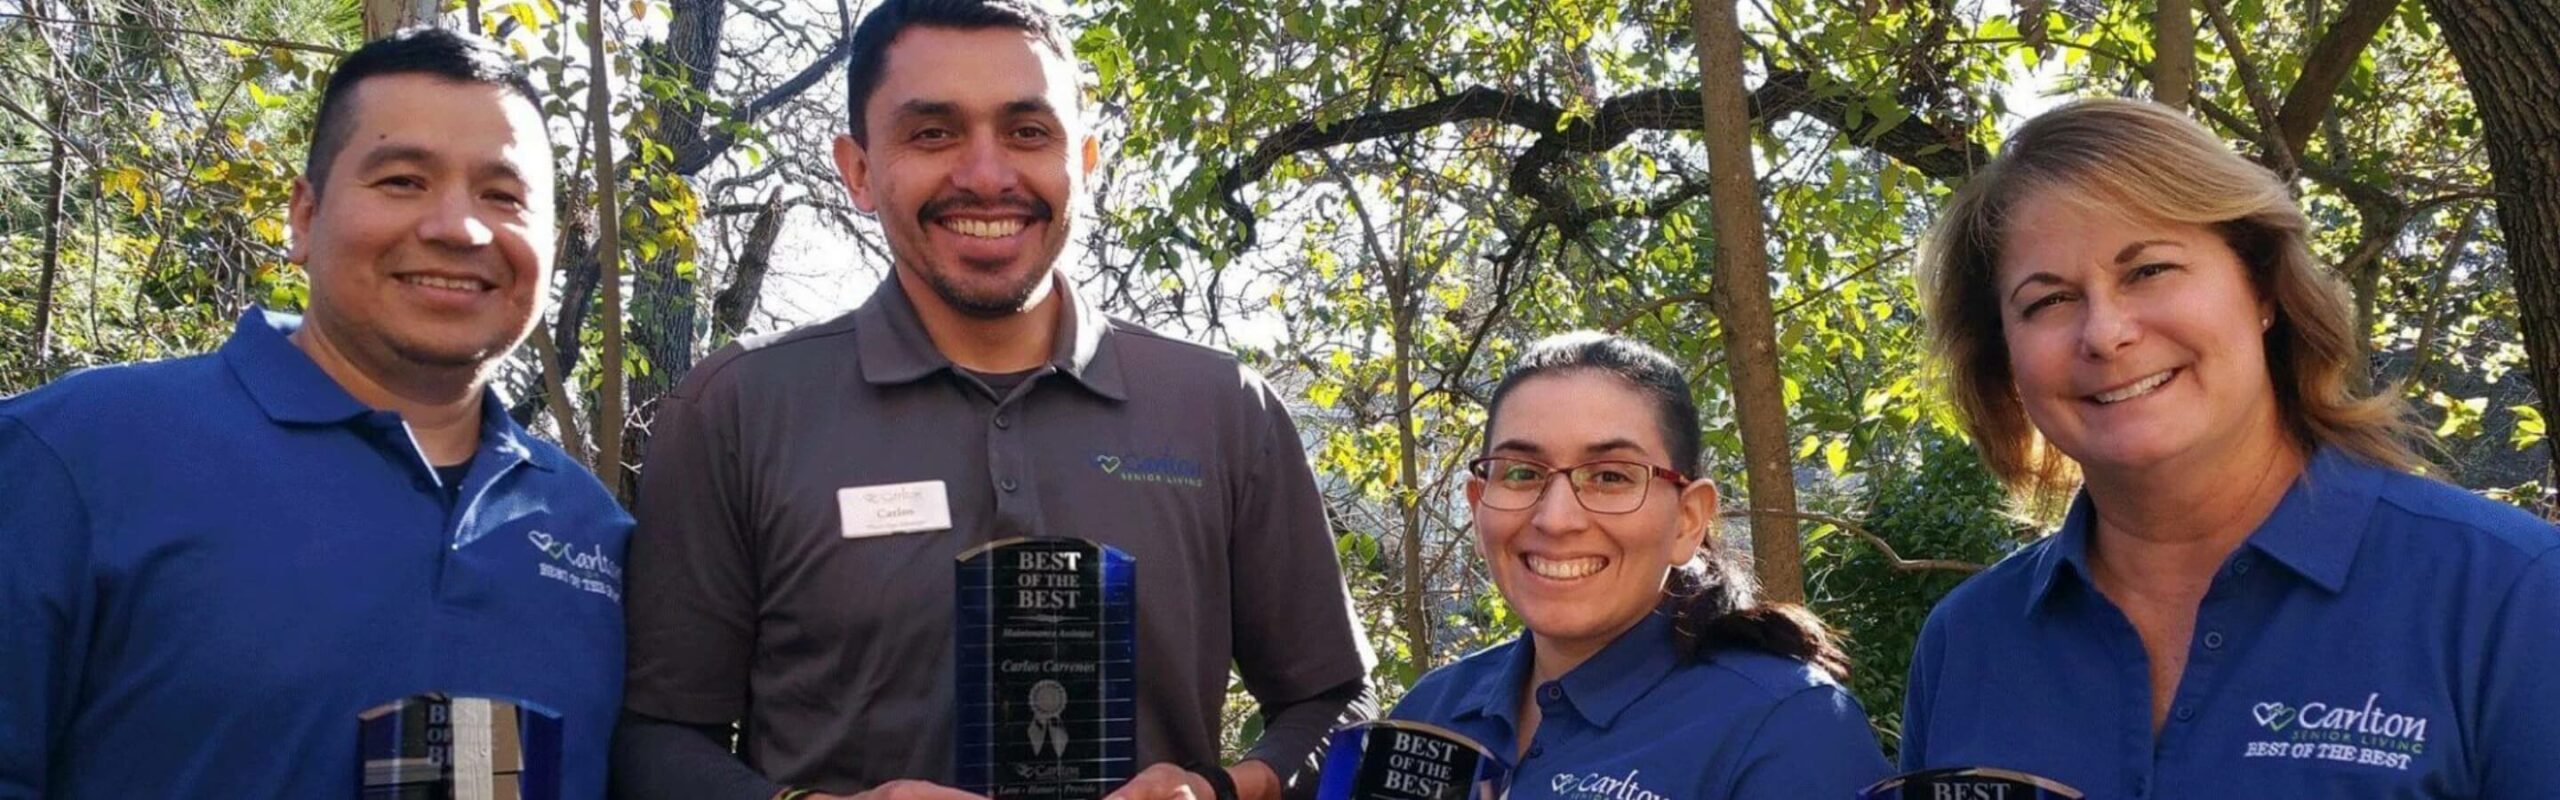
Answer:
[{"xmin": 1899, "ymin": 98, "xmax": 2560, "ymax": 797}]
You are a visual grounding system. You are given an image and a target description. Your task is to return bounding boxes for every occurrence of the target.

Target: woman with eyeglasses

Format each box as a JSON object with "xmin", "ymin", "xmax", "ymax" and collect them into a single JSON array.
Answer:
[{"xmin": 1384, "ymin": 331, "xmax": 1891, "ymax": 798}]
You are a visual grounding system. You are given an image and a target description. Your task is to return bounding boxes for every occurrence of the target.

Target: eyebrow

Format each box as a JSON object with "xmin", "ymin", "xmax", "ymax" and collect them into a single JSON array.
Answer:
[
  {"xmin": 1486, "ymin": 438, "xmax": 1651, "ymax": 460},
  {"xmin": 2005, "ymin": 239, "xmax": 2186, "ymax": 305},
  {"xmin": 2006, "ymin": 272, "xmax": 2066, "ymax": 306},
  {"xmin": 351, "ymin": 143, "xmax": 528, "ymax": 187},
  {"xmin": 2114, "ymin": 239, "xmax": 2179, "ymax": 264},
  {"xmin": 353, "ymin": 144, "xmax": 438, "ymax": 176},
  {"xmin": 893, "ymin": 99, "xmax": 959, "ymax": 120},
  {"xmin": 892, "ymin": 97, "xmax": 1059, "ymax": 121}
]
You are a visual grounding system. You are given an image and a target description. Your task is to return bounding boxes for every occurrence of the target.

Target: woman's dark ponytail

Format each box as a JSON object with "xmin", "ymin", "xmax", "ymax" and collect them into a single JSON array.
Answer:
[{"xmin": 1661, "ymin": 551, "xmax": 1851, "ymax": 682}]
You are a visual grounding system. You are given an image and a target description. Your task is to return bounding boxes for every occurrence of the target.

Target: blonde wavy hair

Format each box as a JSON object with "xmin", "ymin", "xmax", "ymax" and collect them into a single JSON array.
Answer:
[{"xmin": 1916, "ymin": 98, "xmax": 2425, "ymax": 504}]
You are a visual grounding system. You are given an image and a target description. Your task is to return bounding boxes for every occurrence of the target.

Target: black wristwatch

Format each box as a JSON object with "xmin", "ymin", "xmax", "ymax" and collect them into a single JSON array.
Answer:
[{"xmin": 1189, "ymin": 763, "xmax": 1241, "ymax": 800}]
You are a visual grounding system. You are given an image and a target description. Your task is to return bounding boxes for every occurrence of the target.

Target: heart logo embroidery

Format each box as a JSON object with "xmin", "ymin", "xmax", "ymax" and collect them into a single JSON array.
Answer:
[
  {"xmin": 527, "ymin": 530, "xmax": 567, "ymax": 559},
  {"xmin": 2254, "ymin": 702, "xmax": 2296, "ymax": 731},
  {"xmin": 1550, "ymin": 775, "xmax": 1576, "ymax": 793},
  {"xmin": 1094, "ymin": 455, "xmax": 1122, "ymax": 474}
]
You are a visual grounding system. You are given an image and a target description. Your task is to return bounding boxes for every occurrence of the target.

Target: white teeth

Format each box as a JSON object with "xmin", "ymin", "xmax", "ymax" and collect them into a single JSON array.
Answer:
[
  {"xmin": 2093, "ymin": 370, "xmax": 2175, "ymax": 404},
  {"xmin": 1524, "ymin": 554, "xmax": 1605, "ymax": 580},
  {"xmin": 400, "ymin": 275, "xmax": 486, "ymax": 292},
  {"xmin": 945, "ymin": 218, "xmax": 1028, "ymax": 239}
]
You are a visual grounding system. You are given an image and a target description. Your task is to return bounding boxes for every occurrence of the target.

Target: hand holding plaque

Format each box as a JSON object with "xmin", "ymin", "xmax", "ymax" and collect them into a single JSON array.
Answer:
[
  {"xmin": 1314, "ymin": 721, "xmax": 1504, "ymax": 800},
  {"xmin": 956, "ymin": 538, "xmax": 1138, "ymax": 799}
]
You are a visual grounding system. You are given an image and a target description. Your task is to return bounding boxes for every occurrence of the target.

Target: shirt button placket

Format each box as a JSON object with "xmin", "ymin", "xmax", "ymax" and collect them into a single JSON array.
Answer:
[{"xmin": 989, "ymin": 400, "xmax": 1027, "ymax": 531}]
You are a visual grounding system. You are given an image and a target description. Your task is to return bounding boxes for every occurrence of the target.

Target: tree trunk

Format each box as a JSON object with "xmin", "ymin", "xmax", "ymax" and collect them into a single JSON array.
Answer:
[
  {"xmin": 626, "ymin": 0, "xmax": 729, "ymax": 456},
  {"xmin": 2154, "ymin": 0, "xmax": 2195, "ymax": 109},
  {"xmin": 1388, "ymin": 256, "xmax": 1430, "ymax": 667},
  {"xmin": 1691, "ymin": 0, "xmax": 1805, "ymax": 603},
  {"xmin": 710, "ymin": 190, "xmax": 787, "ymax": 341},
  {"xmin": 363, "ymin": 0, "xmax": 438, "ymax": 38},
  {"xmin": 32, "ymin": 88, "xmax": 66, "ymax": 364},
  {"xmin": 2407, "ymin": 208, "xmax": 2483, "ymax": 390},
  {"xmin": 2421, "ymin": 0, "xmax": 2560, "ymax": 481},
  {"xmin": 586, "ymin": 0, "xmax": 630, "ymax": 498}
]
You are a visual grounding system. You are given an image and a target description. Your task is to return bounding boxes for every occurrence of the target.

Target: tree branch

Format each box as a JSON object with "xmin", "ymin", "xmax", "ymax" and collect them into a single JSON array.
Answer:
[
  {"xmin": 1215, "ymin": 71, "xmax": 1991, "ymax": 250},
  {"xmin": 0, "ymin": 12, "xmax": 345, "ymax": 56},
  {"xmin": 671, "ymin": 34, "xmax": 849, "ymax": 176},
  {"xmin": 2197, "ymin": 0, "xmax": 2299, "ymax": 177},
  {"xmin": 2275, "ymin": 0, "xmax": 2399, "ymax": 157},
  {"xmin": 1730, "ymin": 508, "xmax": 1988, "ymax": 574}
]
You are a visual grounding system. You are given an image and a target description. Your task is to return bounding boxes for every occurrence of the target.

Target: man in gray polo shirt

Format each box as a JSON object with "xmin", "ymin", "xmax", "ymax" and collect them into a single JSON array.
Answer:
[{"xmin": 609, "ymin": 2, "xmax": 1375, "ymax": 799}]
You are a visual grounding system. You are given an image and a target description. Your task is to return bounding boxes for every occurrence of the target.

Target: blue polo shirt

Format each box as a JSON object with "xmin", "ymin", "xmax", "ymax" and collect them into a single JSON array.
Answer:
[
  {"xmin": 0, "ymin": 309, "xmax": 631, "ymax": 798},
  {"xmin": 1901, "ymin": 447, "xmax": 2560, "ymax": 798},
  {"xmin": 1389, "ymin": 611, "xmax": 1890, "ymax": 799}
]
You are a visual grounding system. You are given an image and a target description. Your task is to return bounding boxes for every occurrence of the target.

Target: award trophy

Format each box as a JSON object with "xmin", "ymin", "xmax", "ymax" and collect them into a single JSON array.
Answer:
[
  {"xmin": 956, "ymin": 538, "xmax": 1137, "ymax": 799},
  {"xmin": 1315, "ymin": 721, "xmax": 1505, "ymax": 800},
  {"xmin": 357, "ymin": 693, "xmax": 562, "ymax": 799},
  {"xmin": 1858, "ymin": 767, "xmax": 2085, "ymax": 800}
]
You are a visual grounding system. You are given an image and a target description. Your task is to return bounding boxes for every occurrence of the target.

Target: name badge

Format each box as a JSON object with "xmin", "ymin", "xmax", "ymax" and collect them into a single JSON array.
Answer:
[{"xmin": 839, "ymin": 481, "xmax": 953, "ymax": 538}]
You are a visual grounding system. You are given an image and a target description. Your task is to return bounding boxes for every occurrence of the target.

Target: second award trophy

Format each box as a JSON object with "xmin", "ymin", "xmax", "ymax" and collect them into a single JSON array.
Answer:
[
  {"xmin": 1315, "ymin": 720, "xmax": 1505, "ymax": 800},
  {"xmin": 956, "ymin": 537, "xmax": 1137, "ymax": 799}
]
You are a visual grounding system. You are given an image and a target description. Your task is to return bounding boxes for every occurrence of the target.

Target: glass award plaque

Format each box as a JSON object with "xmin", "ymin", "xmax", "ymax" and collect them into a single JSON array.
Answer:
[
  {"xmin": 1859, "ymin": 767, "xmax": 2085, "ymax": 800},
  {"xmin": 956, "ymin": 537, "xmax": 1137, "ymax": 799},
  {"xmin": 357, "ymin": 693, "xmax": 562, "ymax": 800},
  {"xmin": 1315, "ymin": 721, "xmax": 1505, "ymax": 800}
]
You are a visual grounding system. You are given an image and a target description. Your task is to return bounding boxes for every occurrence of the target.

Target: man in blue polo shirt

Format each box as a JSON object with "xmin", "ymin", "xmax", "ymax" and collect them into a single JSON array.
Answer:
[
  {"xmin": 0, "ymin": 28, "xmax": 629, "ymax": 797},
  {"xmin": 1902, "ymin": 446, "xmax": 2560, "ymax": 797}
]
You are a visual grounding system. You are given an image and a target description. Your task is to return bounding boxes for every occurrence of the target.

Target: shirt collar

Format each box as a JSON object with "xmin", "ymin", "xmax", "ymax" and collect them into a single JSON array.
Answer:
[
  {"xmin": 219, "ymin": 306, "xmax": 557, "ymax": 472},
  {"xmin": 222, "ymin": 306, "xmax": 370, "ymax": 425},
  {"xmin": 2026, "ymin": 445, "xmax": 2380, "ymax": 613},
  {"xmin": 851, "ymin": 273, "xmax": 1128, "ymax": 401},
  {"xmin": 1456, "ymin": 611, "xmax": 1682, "ymax": 732}
]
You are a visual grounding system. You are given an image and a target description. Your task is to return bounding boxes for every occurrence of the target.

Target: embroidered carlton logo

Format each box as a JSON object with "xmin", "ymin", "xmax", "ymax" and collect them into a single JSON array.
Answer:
[
  {"xmin": 528, "ymin": 530, "xmax": 623, "ymax": 602},
  {"xmin": 1547, "ymin": 770, "xmax": 1667, "ymax": 800},
  {"xmin": 2239, "ymin": 692, "xmax": 2429, "ymax": 771},
  {"xmin": 1090, "ymin": 452, "xmax": 1205, "ymax": 488}
]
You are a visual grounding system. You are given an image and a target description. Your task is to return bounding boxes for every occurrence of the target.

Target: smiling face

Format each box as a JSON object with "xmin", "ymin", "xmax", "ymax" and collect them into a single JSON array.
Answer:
[
  {"xmin": 287, "ymin": 73, "xmax": 554, "ymax": 375},
  {"xmin": 1469, "ymin": 372, "xmax": 1717, "ymax": 662},
  {"xmin": 1996, "ymin": 185, "xmax": 2285, "ymax": 477},
  {"xmin": 833, "ymin": 25, "xmax": 1096, "ymax": 319}
]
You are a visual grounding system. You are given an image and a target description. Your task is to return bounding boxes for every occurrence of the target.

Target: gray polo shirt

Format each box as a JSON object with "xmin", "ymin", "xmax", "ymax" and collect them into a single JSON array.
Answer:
[{"xmin": 623, "ymin": 276, "xmax": 1373, "ymax": 792}]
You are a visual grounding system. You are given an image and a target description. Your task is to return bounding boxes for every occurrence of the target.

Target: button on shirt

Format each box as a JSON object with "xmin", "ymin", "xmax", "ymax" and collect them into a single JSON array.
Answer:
[
  {"xmin": 622, "ymin": 278, "xmax": 1371, "ymax": 790},
  {"xmin": 1390, "ymin": 612, "xmax": 1890, "ymax": 799},
  {"xmin": 0, "ymin": 309, "xmax": 632, "ymax": 797},
  {"xmin": 1901, "ymin": 447, "xmax": 2560, "ymax": 798}
]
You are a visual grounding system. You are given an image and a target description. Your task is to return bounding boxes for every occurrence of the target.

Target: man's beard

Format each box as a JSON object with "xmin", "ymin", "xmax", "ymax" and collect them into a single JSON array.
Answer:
[
  {"xmin": 921, "ymin": 259, "xmax": 1050, "ymax": 318},
  {"xmin": 911, "ymin": 191, "xmax": 1066, "ymax": 318}
]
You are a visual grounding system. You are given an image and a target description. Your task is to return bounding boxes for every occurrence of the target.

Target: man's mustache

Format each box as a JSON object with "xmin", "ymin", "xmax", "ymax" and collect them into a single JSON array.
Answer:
[{"xmin": 917, "ymin": 193, "xmax": 1053, "ymax": 224}]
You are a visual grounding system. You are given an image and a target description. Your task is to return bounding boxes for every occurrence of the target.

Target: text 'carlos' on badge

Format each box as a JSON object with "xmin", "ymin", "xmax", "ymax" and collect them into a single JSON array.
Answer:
[{"xmin": 839, "ymin": 480, "xmax": 952, "ymax": 538}]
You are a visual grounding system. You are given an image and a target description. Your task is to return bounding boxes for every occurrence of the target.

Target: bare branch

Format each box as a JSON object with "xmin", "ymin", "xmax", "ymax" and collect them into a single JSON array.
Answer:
[
  {"xmin": 1729, "ymin": 508, "xmax": 1988, "ymax": 574},
  {"xmin": 0, "ymin": 12, "xmax": 345, "ymax": 56},
  {"xmin": 2197, "ymin": 0, "xmax": 2298, "ymax": 177},
  {"xmin": 1215, "ymin": 71, "xmax": 1991, "ymax": 250}
]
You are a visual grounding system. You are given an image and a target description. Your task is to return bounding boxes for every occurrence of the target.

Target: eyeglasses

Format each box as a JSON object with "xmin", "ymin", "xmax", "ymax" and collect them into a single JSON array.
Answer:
[{"xmin": 1465, "ymin": 456, "xmax": 1691, "ymax": 514}]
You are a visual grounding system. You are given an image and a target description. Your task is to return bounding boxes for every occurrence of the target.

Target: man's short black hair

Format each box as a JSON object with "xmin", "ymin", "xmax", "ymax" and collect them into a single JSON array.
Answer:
[
  {"xmin": 305, "ymin": 27, "xmax": 544, "ymax": 193},
  {"xmin": 843, "ymin": 0, "xmax": 1075, "ymax": 145}
]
